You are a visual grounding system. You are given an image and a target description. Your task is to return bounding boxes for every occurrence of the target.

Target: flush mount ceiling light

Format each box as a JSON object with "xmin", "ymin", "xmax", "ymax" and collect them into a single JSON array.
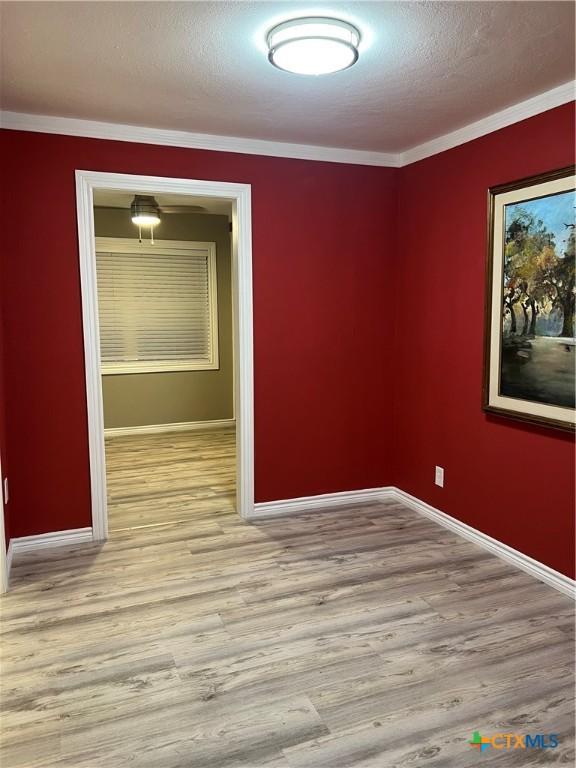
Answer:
[{"xmin": 267, "ymin": 17, "xmax": 360, "ymax": 75}]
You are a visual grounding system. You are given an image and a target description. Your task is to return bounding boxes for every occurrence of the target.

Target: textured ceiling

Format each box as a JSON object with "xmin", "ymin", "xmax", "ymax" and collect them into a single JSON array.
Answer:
[{"xmin": 1, "ymin": 1, "xmax": 574, "ymax": 152}]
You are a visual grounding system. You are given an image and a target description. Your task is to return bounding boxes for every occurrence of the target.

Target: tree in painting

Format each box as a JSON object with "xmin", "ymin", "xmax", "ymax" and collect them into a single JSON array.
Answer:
[{"xmin": 500, "ymin": 190, "xmax": 575, "ymax": 409}]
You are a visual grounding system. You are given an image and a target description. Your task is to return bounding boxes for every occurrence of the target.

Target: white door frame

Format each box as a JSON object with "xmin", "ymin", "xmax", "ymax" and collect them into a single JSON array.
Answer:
[
  {"xmin": 0, "ymin": 455, "xmax": 7, "ymax": 593},
  {"xmin": 75, "ymin": 170, "xmax": 254, "ymax": 540}
]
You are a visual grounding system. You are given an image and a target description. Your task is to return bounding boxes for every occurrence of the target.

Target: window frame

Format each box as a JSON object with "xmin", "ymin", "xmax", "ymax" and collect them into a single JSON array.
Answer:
[{"xmin": 95, "ymin": 237, "xmax": 219, "ymax": 375}]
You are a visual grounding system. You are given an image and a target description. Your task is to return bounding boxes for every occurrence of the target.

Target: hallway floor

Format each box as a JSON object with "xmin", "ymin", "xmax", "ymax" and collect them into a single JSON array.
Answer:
[
  {"xmin": 1, "ymin": 430, "xmax": 574, "ymax": 767},
  {"xmin": 106, "ymin": 429, "xmax": 236, "ymax": 533}
]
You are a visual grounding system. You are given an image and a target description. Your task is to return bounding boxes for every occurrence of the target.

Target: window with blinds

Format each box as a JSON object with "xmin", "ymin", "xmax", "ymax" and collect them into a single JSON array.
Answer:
[{"xmin": 95, "ymin": 238, "xmax": 219, "ymax": 374}]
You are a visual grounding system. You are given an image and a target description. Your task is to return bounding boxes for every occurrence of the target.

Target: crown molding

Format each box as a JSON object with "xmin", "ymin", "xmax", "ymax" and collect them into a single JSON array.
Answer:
[
  {"xmin": 400, "ymin": 80, "xmax": 575, "ymax": 166},
  {"xmin": 1, "ymin": 80, "xmax": 574, "ymax": 168},
  {"xmin": 0, "ymin": 110, "xmax": 400, "ymax": 168}
]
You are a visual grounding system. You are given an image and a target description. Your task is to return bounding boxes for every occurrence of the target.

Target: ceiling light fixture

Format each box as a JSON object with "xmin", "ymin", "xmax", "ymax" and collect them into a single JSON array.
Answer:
[
  {"xmin": 130, "ymin": 195, "xmax": 161, "ymax": 243},
  {"xmin": 267, "ymin": 17, "xmax": 360, "ymax": 75},
  {"xmin": 130, "ymin": 195, "xmax": 161, "ymax": 226}
]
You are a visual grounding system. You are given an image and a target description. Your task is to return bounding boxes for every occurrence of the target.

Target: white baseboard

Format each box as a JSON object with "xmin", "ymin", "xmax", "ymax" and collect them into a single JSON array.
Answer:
[
  {"xmin": 252, "ymin": 486, "xmax": 575, "ymax": 599},
  {"xmin": 10, "ymin": 527, "xmax": 94, "ymax": 556},
  {"xmin": 104, "ymin": 419, "xmax": 235, "ymax": 438},
  {"xmin": 393, "ymin": 489, "xmax": 575, "ymax": 599},
  {"xmin": 2, "ymin": 540, "xmax": 14, "ymax": 592},
  {"xmin": 251, "ymin": 487, "xmax": 396, "ymax": 520},
  {"xmin": 4, "ymin": 487, "xmax": 573, "ymax": 600}
]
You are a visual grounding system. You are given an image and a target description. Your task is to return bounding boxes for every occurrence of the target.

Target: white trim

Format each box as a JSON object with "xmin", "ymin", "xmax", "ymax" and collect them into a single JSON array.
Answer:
[
  {"xmin": 400, "ymin": 81, "xmax": 576, "ymax": 165},
  {"xmin": 1, "ymin": 81, "xmax": 573, "ymax": 167},
  {"xmin": 76, "ymin": 173, "xmax": 108, "ymax": 541},
  {"xmin": 10, "ymin": 528, "xmax": 94, "ymax": 556},
  {"xmin": 95, "ymin": 237, "xmax": 220, "ymax": 375},
  {"xmin": 104, "ymin": 419, "xmax": 235, "ymax": 438},
  {"xmin": 252, "ymin": 486, "xmax": 575, "ymax": 598},
  {"xmin": 251, "ymin": 487, "xmax": 396, "ymax": 519},
  {"xmin": 0, "ymin": 454, "xmax": 7, "ymax": 594},
  {"xmin": 76, "ymin": 170, "xmax": 254, "ymax": 541},
  {"xmin": 3, "ymin": 484, "xmax": 572, "ymax": 598},
  {"xmin": 0, "ymin": 111, "xmax": 399, "ymax": 168},
  {"xmin": 102, "ymin": 361, "xmax": 218, "ymax": 375},
  {"xmin": 6, "ymin": 541, "xmax": 13, "ymax": 582},
  {"xmin": 393, "ymin": 489, "xmax": 575, "ymax": 599}
]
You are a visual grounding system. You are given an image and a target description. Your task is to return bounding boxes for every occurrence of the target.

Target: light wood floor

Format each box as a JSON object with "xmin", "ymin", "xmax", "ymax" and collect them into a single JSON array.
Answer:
[{"xmin": 1, "ymin": 430, "xmax": 574, "ymax": 767}]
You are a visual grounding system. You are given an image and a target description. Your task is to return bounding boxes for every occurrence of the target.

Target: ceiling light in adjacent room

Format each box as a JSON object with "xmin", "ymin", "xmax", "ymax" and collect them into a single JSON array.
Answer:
[
  {"xmin": 130, "ymin": 195, "xmax": 161, "ymax": 226},
  {"xmin": 267, "ymin": 17, "xmax": 360, "ymax": 75},
  {"xmin": 130, "ymin": 195, "xmax": 160, "ymax": 243}
]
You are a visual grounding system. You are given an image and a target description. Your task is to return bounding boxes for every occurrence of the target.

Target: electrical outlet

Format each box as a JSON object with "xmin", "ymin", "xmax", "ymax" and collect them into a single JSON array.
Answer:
[
  {"xmin": 3, "ymin": 477, "xmax": 8, "ymax": 504},
  {"xmin": 435, "ymin": 466, "xmax": 444, "ymax": 488}
]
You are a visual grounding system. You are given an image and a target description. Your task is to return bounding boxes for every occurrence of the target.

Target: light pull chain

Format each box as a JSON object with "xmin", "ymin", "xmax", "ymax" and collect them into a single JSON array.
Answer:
[
  {"xmin": 150, "ymin": 225, "xmax": 155, "ymax": 246},
  {"xmin": 138, "ymin": 225, "xmax": 142, "ymax": 243}
]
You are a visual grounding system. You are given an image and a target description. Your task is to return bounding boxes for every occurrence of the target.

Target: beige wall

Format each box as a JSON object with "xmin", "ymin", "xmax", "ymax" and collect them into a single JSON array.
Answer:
[{"xmin": 94, "ymin": 208, "xmax": 233, "ymax": 428}]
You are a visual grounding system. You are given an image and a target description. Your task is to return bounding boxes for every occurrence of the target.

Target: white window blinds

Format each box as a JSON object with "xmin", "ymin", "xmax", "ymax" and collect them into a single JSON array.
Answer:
[{"xmin": 95, "ymin": 238, "xmax": 218, "ymax": 374}]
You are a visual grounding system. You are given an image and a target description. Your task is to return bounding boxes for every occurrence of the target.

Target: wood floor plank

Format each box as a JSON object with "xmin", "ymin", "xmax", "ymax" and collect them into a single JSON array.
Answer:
[
  {"xmin": 284, "ymin": 680, "xmax": 574, "ymax": 767},
  {"xmin": 59, "ymin": 694, "xmax": 326, "ymax": 768}
]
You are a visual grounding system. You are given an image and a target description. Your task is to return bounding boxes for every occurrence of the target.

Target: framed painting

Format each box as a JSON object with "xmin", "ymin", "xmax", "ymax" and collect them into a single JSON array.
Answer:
[{"xmin": 484, "ymin": 166, "xmax": 575, "ymax": 432}]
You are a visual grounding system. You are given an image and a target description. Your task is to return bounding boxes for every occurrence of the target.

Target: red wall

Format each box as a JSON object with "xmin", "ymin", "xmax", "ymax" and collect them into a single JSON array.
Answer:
[
  {"xmin": 394, "ymin": 103, "xmax": 576, "ymax": 578},
  {"xmin": 0, "ymin": 131, "xmax": 398, "ymax": 538},
  {"xmin": 0, "ymin": 104, "xmax": 574, "ymax": 578}
]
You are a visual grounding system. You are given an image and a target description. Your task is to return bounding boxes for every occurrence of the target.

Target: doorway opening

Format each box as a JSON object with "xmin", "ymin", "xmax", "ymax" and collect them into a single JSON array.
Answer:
[{"xmin": 76, "ymin": 171, "xmax": 254, "ymax": 541}]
